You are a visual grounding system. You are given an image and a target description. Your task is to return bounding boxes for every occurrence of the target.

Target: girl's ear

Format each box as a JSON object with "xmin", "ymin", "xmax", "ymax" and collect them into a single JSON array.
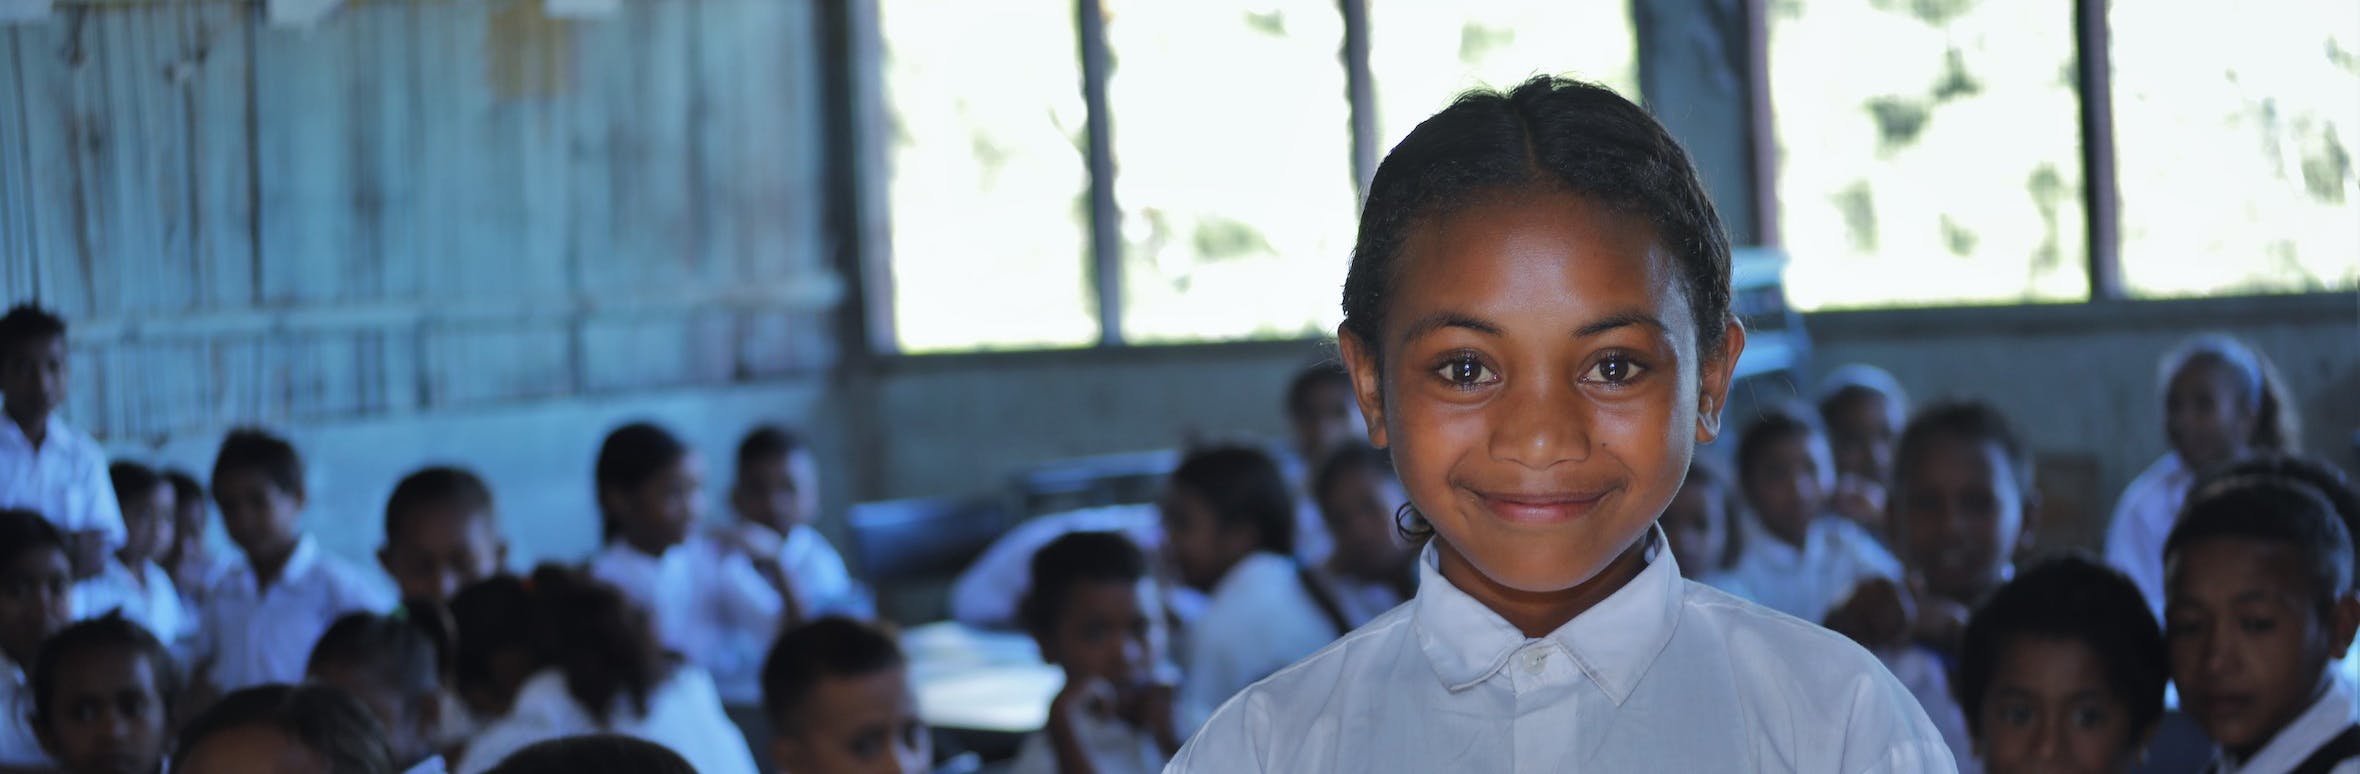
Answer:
[
  {"xmin": 1695, "ymin": 320, "xmax": 1748, "ymax": 445},
  {"xmin": 1336, "ymin": 328, "xmax": 1389, "ymax": 449},
  {"xmin": 2331, "ymin": 591, "xmax": 2360, "ymax": 654}
]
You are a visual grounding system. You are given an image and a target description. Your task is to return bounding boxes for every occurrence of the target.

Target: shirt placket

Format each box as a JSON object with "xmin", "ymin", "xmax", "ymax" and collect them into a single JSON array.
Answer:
[{"xmin": 1508, "ymin": 640, "xmax": 1581, "ymax": 774}]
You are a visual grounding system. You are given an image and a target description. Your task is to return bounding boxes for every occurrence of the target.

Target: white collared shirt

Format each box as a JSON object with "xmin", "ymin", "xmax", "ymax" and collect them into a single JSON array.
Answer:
[
  {"xmin": 198, "ymin": 535, "xmax": 395, "ymax": 692},
  {"xmin": 589, "ymin": 538, "xmax": 782, "ymax": 705},
  {"xmin": 0, "ymin": 655, "xmax": 53, "ymax": 768},
  {"xmin": 452, "ymin": 666, "xmax": 759, "ymax": 774},
  {"xmin": 1883, "ymin": 645, "xmax": 1980, "ymax": 774},
  {"xmin": 1176, "ymin": 551, "xmax": 1340, "ymax": 733},
  {"xmin": 1169, "ymin": 532, "xmax": 1957, "ymax": 773},
  {"xmin": 2214, "ymin": 676, "xmax": 2360, "ymax": 774},
  {"xmin": 0, "ymin": 415, "xmax": 125, "ymax": 547},
  {"xmin": 1709, "ymin": 514, "xmax": 1903, "ymax": 624},
  {"xmin": 403, "ymin": 754, "xmax": 450, "ymax": 774},
  {"xmin": 1011, "ymin": 709, "xmax": 1169, "ymax": 774},
  {"xmin": 72, "ymin": 558, "xmax": 190, "ymax": 647},
  {"xmin": 2104, "ymin": 453, "xmax": 2195, "ymax": 621},
  {"xmin": 777, "ymin": 523, "xmax": 872, "ymax": 618}
]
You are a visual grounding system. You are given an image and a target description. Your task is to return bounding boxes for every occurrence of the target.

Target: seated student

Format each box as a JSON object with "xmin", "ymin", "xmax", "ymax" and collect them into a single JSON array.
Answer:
[
  {"xmin": 1889, "ymin": 400, "xmax": 2040, "ymax": 658},
  {"xmin": 448, "ymin": 567, "xmax": 759, "ymax": 774},
  {"xmin": 1015, "ymin": 532, "xmax": 1178, "ymax": 774},
  {"xmin": 1171, "ymin": 76, "xmax": 1950, "ymax": 771},
  {"xmin": 172, "ymin": 682, "xmax": 396, "ymax": 774},
  {"xmin": 2189, "ymin": 454, "xmax": 2360, "ymax": 687},
  {"xmin": 2108, "ymin": 334, "xmax": 2297, "ymax": 619},
  {"xmin": 1279, "ymin": 361, "xmax": 1363, "ymax": 566},
  {"xmin": 483, "ymin": 733, "xmax": 697, "ymax": 774},
  {"xmin": 1819, "ymin": 363, "xmax": 1911, "ymax": 537},
  {"xmin": 1310, "ymin": 443, "xmax": 1418, "ymax": 626},
  {"xmin": 379, "ymin": 467, "xmax": 507, "ymax": 605},
  {"xmin": 760, "ymin": 616, "xmax": 930, "ymax": 774},
  {"xmin": 1712, "ymin": 406, "xmax": 1904, "ymax": 624},
  {"xmin": 1160, "ymin": 445, "xmax": 1346, "ymax": 732},
  {"xmin": 1665, "ymin": 457, "xmax": 1743, "ymax": 584},
  {"xmin": 1955, "ymin": 556, "xmax": 2167, "ymax": 774},
  {"xmin": 196, "ymin": 428, "xmax": 394, "ymax": 695},
  {"xmin": 721, "ymin": 425, "xmax": 870, "ymax": 618},
  {"xmin": 949, "ymin": 503, "xmax": 1163, "ymax": 630},
  {"xmin": 73, "ymin": 462, "xmax": 189, "ymax": 647},
  {"xmin": 585, "ymin": 422, "xmax": 790, "ymax": 704},
  {"xmin": 0, "ymin": 304, "xmax": 126, "ymax": 604},
  {"xmin": 2166, "ymin": 475, "xmax": 2360, "ymax": 773},
  {"xmin": 161, "ymin": 468, "xmax": 223, "ymax": 613},
  {"xmin": 28, "ymin": 613, "xmax": 178, "ymax": 774},
  {"xmin": 0, "ymin": 509, "xmax": 74, "ymax": 770},
  {"xmin": 308, "ymin": 611, "xmax": 449, "ymax": 774}
]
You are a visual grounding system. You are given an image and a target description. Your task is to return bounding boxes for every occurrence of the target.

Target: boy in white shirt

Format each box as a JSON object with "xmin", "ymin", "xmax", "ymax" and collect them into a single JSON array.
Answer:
[
  {"xmin": 1710, "ymin": 406, "xmax": 1904, "ymax": 626},
  {"xmin": 1014, "ymin": 532, "xmax": 1177, "ymax": 774},
  {"xmin": 0, "ymin": 304, "xmax": 124, "ymax": 601},
  {"xmin": 194, "ymin": 428, "xmax": 394, "ymax": 695},
  {"xmin": 724, "ymin": 425, "xmax": 870, "ymax": 620},
  {"xmin": 760, "ymin": 616, "xmax": 932, "ymax": 774},
  {"xmin": 72, "ymin": 461, "xmax": 189, "ymax": 647},
  {"xmin": 0, "ymin": 509, "xmax": 74, "ymax": 770},
  {"xmin": 1171, "ymin": 76, "xmax": 1949, "ymax": 771},
  {"xmin": 1309, "ymin": 443, "xmax": 1417, "ymax": 627}
]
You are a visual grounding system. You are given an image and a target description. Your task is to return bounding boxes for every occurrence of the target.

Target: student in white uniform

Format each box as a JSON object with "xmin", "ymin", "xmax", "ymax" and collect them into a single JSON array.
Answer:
[
  {"xmin": 1817, "ymin": 363, "xmax": 1910, "ymax": 539},
  {"xmin": 0, "ymin": 304, "xmax": 126, "ymax": 604},
  {"xmin": 171, "ymin": 682, "xmax": 396, "ymax": 774},
  {"xmin": 160, "ymin": 469, "xmax": 225, "ymax": 615},
  {"xmin": 309, "ymin": 612, "xmax": 453, "ymax": 774},
  {"xmin": 2105, "ymin": 334, "xmax": 2297, "ymax": 621},
  {"xmin": 72, "ymin": 462, "xmax": 190, "ymax": 647},
  {"xmin": 379, "ymin": 466, "xmax": 508, "ymax": 607},
  {"xmin": 449, "ymin": 568, "xmax": 759, "ymax": 774},
  {"xmin": 1955, "ymin": 557, "xmax": 2167, "ymax": 774},
  {"xmin": 760, "ymin": 616, "xmax": 932, "ymax": 774},
  {"xmin": 1280, "ymin": 360, "xmax": 1364, "ymax": 567},
  {"xmin": 1013, "ymin": 532, "xmax": 1177, "ymax": 774},
  {"xmin": 0, "ymin": 510, "xmax": 74, "ymax": 770},
  {"xmin": 723, "ymin": 425, "xmax": 871, "ymax": 619},
  {"xmin": 1709, "ymin": 406, "xmax": 1904, "ymax": 625},
  {"xmin": 1161, "ymin": 445, "xmax": 1345, "ymax": 733},
  {"xmin": 28, "ymin": 613, "xmax": 180, "ymax": 774},
  {"xmin": 1169, "ymin": 77, "xmax": 1952, "ymax": 772},
  {"xmin": 1309, "ymin": 443, "xmax": 1418, "ymax": 627},
  {"xmin": 194, "ymin": 428, "xmax": 396, "ymax": 695},
  {"xmin": 585, "ymin": 421, "xmax": 790, "ymax": 706}
]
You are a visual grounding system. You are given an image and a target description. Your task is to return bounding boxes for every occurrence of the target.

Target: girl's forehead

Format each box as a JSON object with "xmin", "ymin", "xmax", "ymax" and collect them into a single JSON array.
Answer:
[{"xmin": 1388, "ymin": 193, "xmax": 1688, "ymax": 330}]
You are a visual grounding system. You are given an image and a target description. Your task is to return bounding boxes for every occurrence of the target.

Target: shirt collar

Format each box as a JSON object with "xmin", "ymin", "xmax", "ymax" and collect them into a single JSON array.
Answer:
[
  {"xmin": 235, "ymin": 535, "xmax": 322, "ymax": 591},
  {"xmin": 1411, "ymin": 526, "xmax": 1682, "ymax": 706},
  {"xmin": 2219, "ymin": 674, "xmax": 2358, "ymax": 772}
]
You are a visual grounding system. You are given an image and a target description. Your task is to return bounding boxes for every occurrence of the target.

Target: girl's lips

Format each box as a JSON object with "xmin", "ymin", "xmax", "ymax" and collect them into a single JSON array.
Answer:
[{"xmin": 1476, "ymin": 490, "xmax": 1612, "ymax": 525}]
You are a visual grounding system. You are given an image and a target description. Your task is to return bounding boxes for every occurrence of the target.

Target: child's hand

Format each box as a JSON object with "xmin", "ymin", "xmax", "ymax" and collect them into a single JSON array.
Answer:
[
  {"xmin": 1122, "ymin": 680, "xmax": 1183, "ymax": 756},
  {"xmin": 1825, "ymin": 577, "xmax": 1914, "ymax": 650},
  {"xmin": 1905, "ymin": 573, "xmax": 1970, "ymax": 653},
  {"xmin": 1050, "ymin": 676, "xmax": 1118, "ymax": 725}
]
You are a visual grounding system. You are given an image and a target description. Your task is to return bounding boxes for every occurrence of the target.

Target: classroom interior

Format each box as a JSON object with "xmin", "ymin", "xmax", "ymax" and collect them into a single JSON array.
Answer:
[{"xmin": 2, "ymin": 0, "xmax": 2356, "ymax": 772}]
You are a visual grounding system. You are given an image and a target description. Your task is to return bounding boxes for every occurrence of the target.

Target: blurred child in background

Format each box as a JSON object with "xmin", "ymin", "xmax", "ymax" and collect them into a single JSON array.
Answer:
[
  {"xmin": 1310, "ymin": 443, "xmax": 1417, "ymax": 626},
  {"xmin": 1016, "ymin": 532, "xmax": 1176, "ymax": 774},
  {"xmin": 1954, "ymin": 556, "xmax": 2166, "ymax": 773},
  {"xmin": 1818, "ymin": 364, "xmax": 1910, "ymax": 538},
  {"xmin": 760, "ymin": 616, "xmax": 931, "ymax": 774},
  {"xmin": 171, "ymin": 683, "xmax": 395, "ymax": 774},
  {"xmin": 1, "ymin": 509, "xmax": 75, "ymax": 769},
  {"xmin": 75, "ymin": 461, "xmax": 189, "ymax": 648},
  {"xmin": 29, "ymin": 613, "xmax": 178, "ymax": 774},
  {"xmin": 308, "ymin": 611, "xmax": 450, "ymax": 774},
  {"xmin": 0, "ymin": 304, "xmax": 125, "ymax": 606}
]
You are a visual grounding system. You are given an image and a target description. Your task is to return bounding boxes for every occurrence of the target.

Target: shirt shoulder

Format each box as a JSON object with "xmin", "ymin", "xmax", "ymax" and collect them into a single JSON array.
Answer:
[{"xmin": 1172, "ymin": 605, "xmax": 1416, "ymax": 771}]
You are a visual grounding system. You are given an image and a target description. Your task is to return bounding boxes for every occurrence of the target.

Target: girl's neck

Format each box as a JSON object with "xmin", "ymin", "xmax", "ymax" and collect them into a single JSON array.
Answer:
[
  {"xmin": 246, "ymin": 538, "xmax": 299, "ymax": 589},
  {"xmin": 1437, "ymin": 538, "xmax": 1651, "ymax": 638}
]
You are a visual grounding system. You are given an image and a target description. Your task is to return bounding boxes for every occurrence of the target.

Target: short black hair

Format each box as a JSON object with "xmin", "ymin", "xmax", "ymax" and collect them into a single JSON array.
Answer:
[
  {"xmin": 307, "ymin": 611, "xmax": 442, "ymax": 702},
  {"xmin": 594, "ymin": 422, "xmax": 690, "ymax": 542},
  {"xmin": 0, "ymin": 508, "xmax": 65, "ymax": 566},
  {"xmin": 1892, "ymin": 400, "xmax": 2032, "ymax": 494},
  {"xmin": 172, "ymin": 683, "xmax": 395, "ymax": 774},
  {"xmin": 2191, "ymin": 454, "xmax": 2360, "ymax": 591},
  {"xmin": 1734, "ymin": 404, "xmax": 1826, "ymax": 484},
  {"xmin": 449, "ymin": 567, "xmax": 670, "ymax": 726},
  {"xmin": 736, "ymin": 424, "xmax": 808, "ymax": 469},
  {"xmin": 162, "ymin": 469, "xmax": 205, "ymax": 512},
  {"xmin": 384, "ymin": 466, "xmax": 496, "ymax": 545},
  {"xmin": 761, "ymin": 616, "xmax": 905, "ymax": 734},
  {"xmin": 1339, "ymin": 76, "xmax": 1730, "ymax": 365},
  {"xmin": 1020, "ymin": 531, "xmax": 1148, "ymax": 638},
  {"xmin": 0, "ymin": 303, "xmax": 66, "ymax": 352},
  {"xmin": 1169, "ymin": 445, "xmax": 1297, "ymax": 556},
  {"xmin": 30, "ymin": 612, "xmax": 180, "ymax": 729},
  {"xmin": 108, "ymin": 461, "xmax": 164, "ymax": 510},
  {"xmin": 212, "ymin": 427, "xmax": 305, "ymax": 499},
  {"xmin": 1956, "ymin": 554, "xmax": 2165, "ymax": 743},
  {"xmin": 484, "ymin": 733, "xmax": 697, "ymax": 774},
  {"xmin": 1286, "ymin": 361, "xmax": 1352, "ymax": 420},
  {"xmin": 2165, "ymin": 474, "xmax": 2354, "ymax": 617},
  {"xmin": 1312, "ymin": 442, "xmax": 1395, "ymax": 507}
]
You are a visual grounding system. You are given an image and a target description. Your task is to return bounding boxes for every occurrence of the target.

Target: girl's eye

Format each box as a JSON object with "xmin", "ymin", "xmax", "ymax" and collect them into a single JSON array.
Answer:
[
  {"xmin": 1581, "ymin": 355, "xmax": 1646, "ymax": 385},
  {"xmin": 2240, "ymin": 617, "xmax": 2278, "ymax": 633},
  {"xmin": 2071, "ymin": 706, "xmax": 2109, "ymax": 729},
  {"xmin": 1999, "ymin": 704, "xmax": 2035, "ymax": 727},
  {"xmin": 1434, "ymin": 356, "xmax": 1498, "ymax": 388}
]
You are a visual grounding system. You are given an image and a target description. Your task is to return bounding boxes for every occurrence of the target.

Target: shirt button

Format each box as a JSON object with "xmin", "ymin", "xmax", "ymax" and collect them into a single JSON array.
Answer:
[{"xmin": 1525, "ymin": 649, "xmax": 1547, "ymax": 674}]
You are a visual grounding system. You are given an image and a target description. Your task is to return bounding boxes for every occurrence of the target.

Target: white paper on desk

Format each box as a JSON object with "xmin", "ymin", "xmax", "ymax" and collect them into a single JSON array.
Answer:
[
  {"xmin": 0, "ymin": 0, "xmax": 53, "ymax": 24},
  {"xmin": 546, "ymin": 0, "xmax": 622, "ymax": 18},
  {"xmin": 266, "ymin": 0, "xmax": 342, "ymax": 28}
]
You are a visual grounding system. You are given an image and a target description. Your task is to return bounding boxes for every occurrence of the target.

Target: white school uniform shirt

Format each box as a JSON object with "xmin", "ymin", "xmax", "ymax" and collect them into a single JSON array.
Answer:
[
  {"xmin": 1168, "ymin": 531, "xmax": 1958, "ymax": 773},
  {"xmin": 1010, "ymin": 710, "xmax": 1169, "ymax": 774},
  {"xmin": 452, "ymin": 666, "xmax": 759, "ymax": 774},
  {"xmin": 1176, "ymin": 551, "xmax": 1337, "ymax": 733},
  {"xmin": 0, "ymin": 654, "xmax": 55, "ymax": 769},
  {"xmin": 1883, "ymin": 645, "xmax": 1980, "ymax": 774},
  {"xmin": 0, "ymin": 414, "xmax": 125, "ymax": 549},
  {"xmin": 2211, "ymin": 675, "xmax": 2360, "ymax": 774},
  {"xmin": 775, "ymin": 523, "xmax": 873, "ymax": 617},
  {"xmin": 589, "ymin": 538, "xmax": 782, "ymax": 705},
  {"xmin": 72, "ymin": 559, "xmax": 190, "ymax": 648},
  {"xmin": 404, "ymin": 754, "xmax": 451, "ymax": 774},
  {"xmin": 2104, "ymin": 452, "xmax": 2195, "ymax": 621},
  {"xmin": 1710, "ymin": 513, "xmax": 1903, "ymax": 624},
  {"xmin": 950, "ymin": 504, "xmax": 1164, "ymax": 628},
  {"xmin": 198, "ymin": 535, "xmax": 395, "ymax": 692}
]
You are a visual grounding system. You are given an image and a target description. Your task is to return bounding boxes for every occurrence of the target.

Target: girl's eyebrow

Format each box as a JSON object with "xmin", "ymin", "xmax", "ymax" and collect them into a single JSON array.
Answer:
[
  {"xmin": 1576, "ymin": 311, "xmax": 1667, "ymax": 338},
  {"xmin": 1397, "ymin": 312, "xmax": 1501, "ymax": 344}
]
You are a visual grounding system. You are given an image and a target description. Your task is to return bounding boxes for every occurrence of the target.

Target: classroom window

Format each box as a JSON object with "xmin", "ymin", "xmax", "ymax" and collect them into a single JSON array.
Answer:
[
  {"xmin": 1768, "ymin": 0, "xmax": 2089, "ymax": 311},
  {"xmin": 871, "ymin": 0, "xmax": 1642, "ymax": 353},
  {"xmin": 2109, "ymin": 1, "xmax": 2360, "ymax": 298}
]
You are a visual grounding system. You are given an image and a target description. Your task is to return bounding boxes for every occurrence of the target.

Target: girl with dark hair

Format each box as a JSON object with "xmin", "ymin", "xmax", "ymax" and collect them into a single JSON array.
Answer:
[{"xmin": 447, "ymin": 566, "xmax": 757, "ymax": 774}]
